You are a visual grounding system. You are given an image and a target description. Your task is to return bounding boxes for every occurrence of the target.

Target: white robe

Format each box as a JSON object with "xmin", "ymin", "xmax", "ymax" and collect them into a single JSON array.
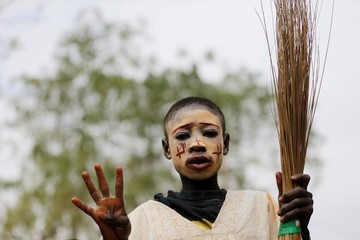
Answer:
[{"xmin": 127, "ymin": 190, "xmax": 279, "ymax": 240}]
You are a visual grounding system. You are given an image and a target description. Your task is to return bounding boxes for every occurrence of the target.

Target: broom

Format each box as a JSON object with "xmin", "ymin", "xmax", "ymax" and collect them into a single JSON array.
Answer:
[
  {"xmin": 258, "ymin": 0, "xmax": 333, "ymax": 239},
  {"xmin": 273, "ymin": 2, "xmax": 316, "ymax": 239}
]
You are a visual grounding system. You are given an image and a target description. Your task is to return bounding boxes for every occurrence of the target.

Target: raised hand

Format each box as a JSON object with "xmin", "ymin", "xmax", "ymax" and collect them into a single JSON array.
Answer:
[
  {"xmin": 276, "ymin": 172, "xmax": 313, "ymax": 240},
  {"xmin": 72, "ymin": 164, "xmax": 131, "ymax": 240}
]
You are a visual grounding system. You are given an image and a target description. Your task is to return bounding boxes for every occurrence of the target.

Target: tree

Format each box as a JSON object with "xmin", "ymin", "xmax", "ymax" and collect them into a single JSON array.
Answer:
[{"xmin": 0, "ymin": 10, "xmax": 292, "ymax": 239}]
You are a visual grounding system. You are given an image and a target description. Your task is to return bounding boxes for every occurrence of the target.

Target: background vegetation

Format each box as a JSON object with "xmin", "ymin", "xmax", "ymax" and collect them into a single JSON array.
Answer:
[{"xmin": 0, "ymin": 10, "xmax": 318, "ymax": 240}]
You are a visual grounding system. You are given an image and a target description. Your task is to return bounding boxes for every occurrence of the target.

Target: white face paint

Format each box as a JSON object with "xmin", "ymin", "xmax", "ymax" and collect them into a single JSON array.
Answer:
[{"xmin": 165, "ymin": 106, "xmax": 226, "ymax": 181}]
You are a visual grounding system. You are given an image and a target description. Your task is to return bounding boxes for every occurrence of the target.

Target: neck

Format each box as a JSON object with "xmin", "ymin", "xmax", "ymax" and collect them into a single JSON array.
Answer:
[{"xmin": 180, "ymin": 174, "xmax": 220, "ymax": 191}]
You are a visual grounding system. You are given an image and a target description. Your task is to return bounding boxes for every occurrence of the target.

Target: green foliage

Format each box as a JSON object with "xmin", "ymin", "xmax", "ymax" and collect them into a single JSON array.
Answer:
[{"xmin": 1, "ymin": 10, "xmax": 279, "ymax": 239}]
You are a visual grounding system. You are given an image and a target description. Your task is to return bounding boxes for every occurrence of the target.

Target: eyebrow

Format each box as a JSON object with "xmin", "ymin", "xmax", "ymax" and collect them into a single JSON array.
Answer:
[{"xmin": 171, "ymin": 122, "xmax": 220, "ymax": 135}]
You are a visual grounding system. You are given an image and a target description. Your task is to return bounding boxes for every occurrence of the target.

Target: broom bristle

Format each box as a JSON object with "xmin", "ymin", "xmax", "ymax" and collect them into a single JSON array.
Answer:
[
  {"xmin": 258, "ymin": 0, "xmax": 331, "ymax": 239},
  {"xmin": 274, "ymin": 0, "xmax": 315, "ymax": 193},
  {"xmin": 275, "ymin": 1, "xmax": 317, "ymax": 239}
]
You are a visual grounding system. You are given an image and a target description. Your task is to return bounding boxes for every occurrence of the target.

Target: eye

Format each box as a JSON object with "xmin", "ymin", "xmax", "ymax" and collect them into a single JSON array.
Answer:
[
  {"xmin": 175, "ymin": 132, "xmax": 190, "ymax": 140},
  {"xmin": 203, "ymin": 129, "xmax": 218, "ymax": 138}
]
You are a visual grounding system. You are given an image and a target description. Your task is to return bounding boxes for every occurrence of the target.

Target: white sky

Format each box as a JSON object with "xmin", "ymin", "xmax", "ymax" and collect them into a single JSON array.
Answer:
[{"xmin": 1, "ymin": 0, "xmax": 359, "ymax": 239}]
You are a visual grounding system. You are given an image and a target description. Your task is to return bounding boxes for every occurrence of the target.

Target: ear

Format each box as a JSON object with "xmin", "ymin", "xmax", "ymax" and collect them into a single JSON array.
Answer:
[
  {"xmin": 162, "ymin": 138, "xmax": 172, "ymax": 159},
  {"xmin": 223, "ymin": 133, "xmax": 230, "ymax": 155}
]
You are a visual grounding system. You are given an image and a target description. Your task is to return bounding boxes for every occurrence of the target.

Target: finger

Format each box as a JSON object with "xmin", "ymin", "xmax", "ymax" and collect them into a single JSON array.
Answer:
[
  {"xmin": 94, "ymin": 163, "xmax": 110, "ymax": 197},
  {"xmin": 275, "ymin": 172, "xmax": 283, "ymax": 200},
  {"xmin": 82, "ymin": 171, "xmax": 101, "ymax": 203},
  {"xmin": 291, "ymin": 173, "xmax": 311, "ymax": 190},
  {"xmin": 279, "ymin": 204, "xmax": 313, "ymax": 223},
  {"xmin": 278, "ymin": 197, "xmax": 313, "ymax": 218},
  {"xmin": 282, "ymin": 186, "xmax": 313, "ymax": 204},
  {"xmin": 71, "ymin": 197, "xmax": 95, "ymax": 218},
  {"xmin": 115, "ymin": 167, "xmax": 125, "ymax": 200}
]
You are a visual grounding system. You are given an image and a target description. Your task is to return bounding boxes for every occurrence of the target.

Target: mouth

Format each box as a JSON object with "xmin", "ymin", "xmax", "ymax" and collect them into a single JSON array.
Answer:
[{"xmin": 186, "ymin": 156, "xmax": 212, "ymax": 171}]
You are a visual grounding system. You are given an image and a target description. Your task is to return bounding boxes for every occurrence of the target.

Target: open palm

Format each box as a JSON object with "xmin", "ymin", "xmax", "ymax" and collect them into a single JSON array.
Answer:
[{"xmin": 72, "ymin": 164, "xmax": 131, "ymax": 240}]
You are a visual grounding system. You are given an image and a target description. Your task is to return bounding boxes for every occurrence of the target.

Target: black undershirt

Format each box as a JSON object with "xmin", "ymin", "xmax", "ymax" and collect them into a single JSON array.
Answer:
[{"xmin": 154, "ymin": 189, "xmax": 227, "ymax": 228}]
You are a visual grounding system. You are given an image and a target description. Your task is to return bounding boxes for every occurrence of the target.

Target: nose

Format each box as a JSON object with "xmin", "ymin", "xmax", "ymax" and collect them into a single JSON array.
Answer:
[{"xmin": 188, "ymin": 136, "xmax": 206, "ymax": 153}]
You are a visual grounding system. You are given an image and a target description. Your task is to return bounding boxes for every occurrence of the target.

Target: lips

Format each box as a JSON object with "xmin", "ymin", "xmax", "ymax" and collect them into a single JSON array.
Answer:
[{"xmin": 186, "ymin": 156, "xmax": 212, "ymax": 171}]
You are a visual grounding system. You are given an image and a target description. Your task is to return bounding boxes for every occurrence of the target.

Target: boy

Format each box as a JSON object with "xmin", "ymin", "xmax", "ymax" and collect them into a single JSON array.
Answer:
[{"xmin": 72, "ymin": 96, "xmax": 313, "ymax": 239}]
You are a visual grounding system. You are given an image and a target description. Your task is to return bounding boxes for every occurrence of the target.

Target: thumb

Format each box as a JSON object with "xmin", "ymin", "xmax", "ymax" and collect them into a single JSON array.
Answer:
[{"xmin": 275, "ymin": 172, "xmax": 283, "ymax": 201}]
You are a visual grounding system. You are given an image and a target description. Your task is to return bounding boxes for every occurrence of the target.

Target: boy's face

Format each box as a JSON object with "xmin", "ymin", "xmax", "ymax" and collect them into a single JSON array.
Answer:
[{"xmin": 163, "ymin": 106, "xmax": 229, "ymax": 181}]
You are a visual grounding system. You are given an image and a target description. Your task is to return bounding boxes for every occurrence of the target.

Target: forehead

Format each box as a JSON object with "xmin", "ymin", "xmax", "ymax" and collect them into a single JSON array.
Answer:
[{"xmin": 166, "ymin": 106, "xmax": 222, "ymax": 132}]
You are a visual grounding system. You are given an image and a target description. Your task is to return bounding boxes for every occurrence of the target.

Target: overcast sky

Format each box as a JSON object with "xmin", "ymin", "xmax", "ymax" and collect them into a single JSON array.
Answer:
[{"xmin": 1, "ymin": 1, "xmax": 359, "ymax": 239}]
